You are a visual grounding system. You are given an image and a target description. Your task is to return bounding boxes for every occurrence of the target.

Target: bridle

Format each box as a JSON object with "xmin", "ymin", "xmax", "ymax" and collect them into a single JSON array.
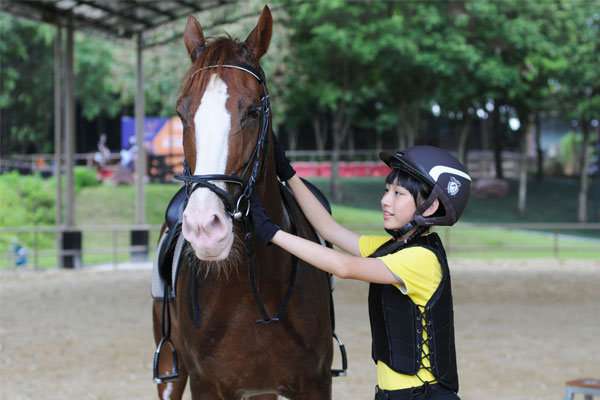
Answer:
[
  {"xmin": 174, "ymin": 62, "xmax": 271, "ymax": 220},
  {"xmin": 173, "ymin": 62, "xmax": 296, "ymax": 325}
]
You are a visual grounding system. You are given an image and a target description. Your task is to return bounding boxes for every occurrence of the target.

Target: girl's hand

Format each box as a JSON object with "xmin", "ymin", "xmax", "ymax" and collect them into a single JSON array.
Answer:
[
  {"xmin": 273, "ymin": 135, "xmax": 296, "ymax": 181},
  {"xmin": 249, "ymin": 189, "xmax": 280, "ymax": 245}
]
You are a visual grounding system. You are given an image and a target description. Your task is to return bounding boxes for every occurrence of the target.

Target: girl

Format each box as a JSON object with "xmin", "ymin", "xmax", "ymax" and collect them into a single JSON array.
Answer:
[{"xmin": 251, "ymin": 141, "xmax": 471, "ymax": 400}]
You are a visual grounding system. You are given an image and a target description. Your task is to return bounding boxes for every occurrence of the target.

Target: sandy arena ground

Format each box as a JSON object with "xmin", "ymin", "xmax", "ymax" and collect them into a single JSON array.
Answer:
[{"xmin": 1, "ymin": 258, "xmax": 599, "ymax": 400}]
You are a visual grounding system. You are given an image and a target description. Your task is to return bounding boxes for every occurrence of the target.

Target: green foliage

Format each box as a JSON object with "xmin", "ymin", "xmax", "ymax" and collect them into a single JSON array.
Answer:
[
  {"xmin": 0, "ymin": 171, "xmax": 56, "ymax": 228},
  {"xmin": 0, "ymin": 14, "xmax": 127, "ymax": 155},
  {"xmin": 0, "ymin": 14, "xmax": 55, "ymax": 154},
  {"xmin": 74, "ymin": 35, "xmax": 122, "ymax": 120},
  {"xmin": 74, "ymin": 167, "xmax": 99, "ymax": 189},
  {"xmin": 554, "ymin": 0, "xmax": 600, "ymax": 122},
  {"xmin": 0, "ymin": 172, "xmax": 57, "ymax": 257}
]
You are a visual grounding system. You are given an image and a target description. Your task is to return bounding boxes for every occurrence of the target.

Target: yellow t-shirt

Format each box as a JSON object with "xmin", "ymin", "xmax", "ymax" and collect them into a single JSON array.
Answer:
[{"xmin": 359, "ymin": 234, "xmax": 443, "ymax": 390}]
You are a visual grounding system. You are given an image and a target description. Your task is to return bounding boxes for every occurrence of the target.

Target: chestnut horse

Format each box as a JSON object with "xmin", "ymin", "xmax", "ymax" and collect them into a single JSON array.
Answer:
[{"xmin": 152, "ymin": 6, "xmax": 333, "ymax": 400}]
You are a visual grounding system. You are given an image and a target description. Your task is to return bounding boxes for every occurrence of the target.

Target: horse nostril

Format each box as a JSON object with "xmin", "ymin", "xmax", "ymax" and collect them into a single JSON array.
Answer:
[
  {"xmin": 196, "ymin": 212, "xmax": 226, "ymax": 239},
  {"xmin": 211, "ymin": 215, "xmax": 222, "ymax": 229},
  {"xmin": 207, "ymin": 214, "xmax": 226, "ymax": 234}
]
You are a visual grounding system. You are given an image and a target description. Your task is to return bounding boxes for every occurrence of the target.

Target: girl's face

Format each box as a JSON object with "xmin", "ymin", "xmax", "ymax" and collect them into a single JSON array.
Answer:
[{"xmin": 381, "ymin": 180, "xmax": 418, "ymax": 232}]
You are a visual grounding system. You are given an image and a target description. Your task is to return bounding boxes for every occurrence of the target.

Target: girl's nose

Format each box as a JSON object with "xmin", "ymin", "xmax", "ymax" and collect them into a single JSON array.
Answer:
[{"xmin": 381, "ymin": 191, "xmax": 391, "ymax": 207}]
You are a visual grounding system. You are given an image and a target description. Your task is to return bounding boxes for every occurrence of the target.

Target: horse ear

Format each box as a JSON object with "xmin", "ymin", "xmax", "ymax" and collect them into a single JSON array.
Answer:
[
  {"xmin": 184, "ymin": 14, "xmax": 205, "ymax": 62},
  {"xmin": 245, "ymin": 6, "xmax": 273, "ymax": 61}
]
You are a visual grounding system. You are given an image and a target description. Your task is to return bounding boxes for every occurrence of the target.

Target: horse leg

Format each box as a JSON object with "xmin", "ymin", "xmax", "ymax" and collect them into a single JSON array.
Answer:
[{"xmin": 153, "ymin": 301, "xmax": 189, "ymax": 399}]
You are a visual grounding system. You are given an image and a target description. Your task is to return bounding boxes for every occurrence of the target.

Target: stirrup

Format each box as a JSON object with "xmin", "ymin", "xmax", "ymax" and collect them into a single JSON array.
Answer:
[
  {"xmin": 331, "ymin": 332, "xmax": 348, "ymax": 377},
  {"xmin": 153, "ymin": 337, "xmax": 180, "ymax": 384}
]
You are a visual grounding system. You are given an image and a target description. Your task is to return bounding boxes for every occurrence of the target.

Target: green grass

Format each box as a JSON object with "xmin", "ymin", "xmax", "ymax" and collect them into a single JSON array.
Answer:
[
  {"xmin": 327, "ymin": 204, "xmax": 600, "ymax": 259},
  {"xmin": 2, "ymin": 177, "xmax": 599, "ymax": 269},
  {"xmin": 306, "ymin": 176, "xmax": 600, "ymax": 224}
]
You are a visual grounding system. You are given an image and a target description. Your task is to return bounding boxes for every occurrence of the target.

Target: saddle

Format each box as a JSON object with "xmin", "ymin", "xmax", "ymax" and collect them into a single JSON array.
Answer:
[{"xmin": 151, "ymin": 185, "xmax": 187, "ymax": 300}]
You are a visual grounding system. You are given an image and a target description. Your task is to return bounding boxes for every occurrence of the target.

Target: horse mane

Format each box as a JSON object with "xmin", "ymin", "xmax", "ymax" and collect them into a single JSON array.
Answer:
[{"xmin": 179, "ymin": 35, "xmax": 257, "ymax": 97}]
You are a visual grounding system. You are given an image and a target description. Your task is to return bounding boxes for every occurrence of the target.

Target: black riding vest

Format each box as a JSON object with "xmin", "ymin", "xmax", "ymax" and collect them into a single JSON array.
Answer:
[{"xmin": 368, "ymin": 233, "xmax": 459, "ymax": 393}]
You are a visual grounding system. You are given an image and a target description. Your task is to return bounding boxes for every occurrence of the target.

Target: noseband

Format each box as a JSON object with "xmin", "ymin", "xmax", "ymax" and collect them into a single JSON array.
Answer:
[{"xmin": 173, "ymin": 62, "xmax": 271, "ymax": 220}]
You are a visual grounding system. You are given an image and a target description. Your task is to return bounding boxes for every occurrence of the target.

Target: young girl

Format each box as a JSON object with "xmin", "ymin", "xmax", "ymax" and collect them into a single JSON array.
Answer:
[{"xmin": 251, "ymin": 141, "xmax": 471, "ymax": 400}]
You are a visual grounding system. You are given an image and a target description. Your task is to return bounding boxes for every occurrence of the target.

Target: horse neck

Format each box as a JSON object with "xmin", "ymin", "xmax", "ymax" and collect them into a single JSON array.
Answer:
[{"xmin": 255, "ymin": 155, "xmax": 285, "ymax": 226}]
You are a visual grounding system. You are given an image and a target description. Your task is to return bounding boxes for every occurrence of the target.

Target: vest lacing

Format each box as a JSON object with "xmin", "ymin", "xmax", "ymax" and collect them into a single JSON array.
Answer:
[{"xmin": 414, "ymin": 304, "xmax": 434, "ymax": 397}]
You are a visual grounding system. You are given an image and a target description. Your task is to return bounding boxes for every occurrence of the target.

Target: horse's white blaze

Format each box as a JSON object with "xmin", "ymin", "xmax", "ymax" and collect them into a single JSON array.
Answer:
[
  {"xmin": 192, "ymin": 74, "xmax": 230, "ymax": 178},
  {"xmin": 182, "ymin": 73, "xmax": 234, "ymax": 260}
]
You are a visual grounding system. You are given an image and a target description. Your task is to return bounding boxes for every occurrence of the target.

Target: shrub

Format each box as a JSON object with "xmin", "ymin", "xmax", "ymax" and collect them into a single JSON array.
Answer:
[
  {"xmin": 74, "ymin": 166, "xmax": 98, "ymax": 189},
  {"xmin": 0, "ymin": 171, "xmax": 56, "ymax": 254}
]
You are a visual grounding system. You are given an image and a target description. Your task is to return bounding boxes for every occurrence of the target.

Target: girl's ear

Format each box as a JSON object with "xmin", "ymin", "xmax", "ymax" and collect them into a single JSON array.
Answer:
[{"xmin": 422, "ymin": 198, "xmax": 440, "ymax": 217}]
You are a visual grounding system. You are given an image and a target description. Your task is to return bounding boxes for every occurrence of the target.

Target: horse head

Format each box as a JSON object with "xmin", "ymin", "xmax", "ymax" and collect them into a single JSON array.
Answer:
[{"xmin": 175, "ymin": 6, "xmax": 274, "ymax": 262}]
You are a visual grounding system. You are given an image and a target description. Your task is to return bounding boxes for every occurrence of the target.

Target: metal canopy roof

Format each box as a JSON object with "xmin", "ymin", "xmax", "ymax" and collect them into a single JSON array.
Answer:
[{"xmin": 1, "ymin": 0, "xmax": 229, "ymax": 43}]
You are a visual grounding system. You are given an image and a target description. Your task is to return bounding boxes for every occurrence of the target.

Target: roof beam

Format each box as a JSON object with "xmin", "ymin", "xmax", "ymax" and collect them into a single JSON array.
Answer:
[{"xmin": 74, "ymin": 0, "xmax": 152, "ymax": 29}]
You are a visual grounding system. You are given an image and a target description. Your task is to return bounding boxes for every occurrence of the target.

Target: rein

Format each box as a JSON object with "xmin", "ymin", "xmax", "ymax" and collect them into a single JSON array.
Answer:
[{"xmin": 173, "ymin": 62, "xmax": 295, "ymax": 325}]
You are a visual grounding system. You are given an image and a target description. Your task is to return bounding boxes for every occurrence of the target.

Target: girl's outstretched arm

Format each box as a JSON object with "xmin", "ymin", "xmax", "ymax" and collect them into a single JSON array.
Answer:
[
  {"xmin": 286, "ymin": 174, "xmax": 361, "ymax": 256},
  {"xmin": 271, "ymin": 229, "xmax": 399, "ymax": 285},
  {"xmin": 272, "ymin": 135, "xmax": 361, "ymax": 255}
]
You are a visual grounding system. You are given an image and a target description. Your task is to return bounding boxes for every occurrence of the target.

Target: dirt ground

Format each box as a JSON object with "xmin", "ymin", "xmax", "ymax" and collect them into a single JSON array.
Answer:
[{"xmin": 1, "ymin": 258, "xmax": 599, "ymax": 400}]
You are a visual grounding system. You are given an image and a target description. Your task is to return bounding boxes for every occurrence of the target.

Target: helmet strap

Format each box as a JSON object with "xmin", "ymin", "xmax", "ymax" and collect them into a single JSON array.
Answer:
[
  {"xmin": 386, "ymin": 220, "xmax": 416, "ymax": 241},
  {"xmin": 413, "ymin": 185, "xmax": 457, "ymax": 227}
]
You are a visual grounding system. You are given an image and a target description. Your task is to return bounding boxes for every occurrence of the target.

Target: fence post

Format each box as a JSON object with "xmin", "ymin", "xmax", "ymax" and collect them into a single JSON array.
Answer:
[
  {"xmin": 33, "ymin": 230, "xmax": 39, "ymax": 269},
  {"xmin": 113, "ymin": 229, "xmax": 118, "ymax": 269},
  {"xmin": 62, "ymin": 229, "xmax": 82, "ymax": 268},
  {"xmin": 131, "ymin": 229, "xmax": 149, "ymax": 262},
  {"xmin": 553, "ymin": 229, "xmax": 559, "ymax": 258}
]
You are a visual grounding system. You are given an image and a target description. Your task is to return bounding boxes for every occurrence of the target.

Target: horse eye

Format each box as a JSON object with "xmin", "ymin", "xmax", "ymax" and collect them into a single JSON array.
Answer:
[{"xmin": 247, "ymin": 106, "xmax": 262, "ymax": 119}]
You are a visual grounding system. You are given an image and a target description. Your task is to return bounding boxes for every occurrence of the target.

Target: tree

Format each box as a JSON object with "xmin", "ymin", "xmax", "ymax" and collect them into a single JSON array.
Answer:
[
  {"xmin": 459, "ymin": 0, "xmax": 567, "ymax": 215},
  {"xmin": 280, "ymin": 1, "xmax": 381, "ymax": 201},
  {"xmin": 0, "ymin": 15, "xmax": 55, "ymax": 155},
  {"xmin": 374, "ymin": 1, "xmax": 452, "ymax": 150},
  {"xmin": 555, "ymin": 0, "xmax": 600, "ymax": 222},
  {"xmin": 0, "ymin": 14, "xmax": 129, "ymax": 155}
]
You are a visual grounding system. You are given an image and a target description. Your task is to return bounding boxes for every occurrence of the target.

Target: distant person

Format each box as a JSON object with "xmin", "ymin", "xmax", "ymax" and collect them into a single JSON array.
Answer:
[
  {"xmin": 94, "ymin": 133, "xmax": 111, "ymax": 166},
  {"xmin": 120, "ymin": 136, "xmax": 137, "ymax": 171},
  {"xmin": 10, "ymin": 238, "xmax": 28, "ymax": 268},
  {"xmin": 251, "ymin": 140, "xmax": 471, "ymax": 400}
]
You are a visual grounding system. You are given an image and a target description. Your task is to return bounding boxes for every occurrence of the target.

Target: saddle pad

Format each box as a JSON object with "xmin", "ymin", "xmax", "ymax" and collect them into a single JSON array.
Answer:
[{"xmin": 151, "ymin": 230, "xmax": 185, "ymax": 300}]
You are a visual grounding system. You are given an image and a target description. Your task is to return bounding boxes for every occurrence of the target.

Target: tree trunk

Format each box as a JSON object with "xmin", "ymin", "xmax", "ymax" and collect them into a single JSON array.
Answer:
[
  {"xmin": 408, "ymin": 99, "xmax": 421, "ymax": 147},
  {"xmin": 534, "ymin": 112, "xmax": 544, "ymax": 180},
  {"xmin": 578, "ymin": 120, "xmax": 591, "ymax": 222},
  {"xmin": 457, "ymin": 113, "xmax": 472, "ymax": 165},
  {"xmin": 375, "ymin": 130, "xmax": 383, "ymax": 155},
  {"xmin": 287, "ymin": 128, "xmax": 298, "ymax": 152},
  {"xmin": 396, "ymin": 103, "xmax": 407, "ymax": 150},
  {"xmin": 312, "ymin": 112, "xmax": 328, "ymax": 155},
  {"xmin": 517, "ymin": 115, "xmax": 532, "ymax": 216},
  {"xmin": 491, "ymin": 105, "xmax": 503, "ymax": 179},
  {"xmin": 330, "ymin": 103, "xmax": 351, "ymax": 203},
  {"xmin": 348, "ymin": 126, "xmax": 355, "ymax": 157}
]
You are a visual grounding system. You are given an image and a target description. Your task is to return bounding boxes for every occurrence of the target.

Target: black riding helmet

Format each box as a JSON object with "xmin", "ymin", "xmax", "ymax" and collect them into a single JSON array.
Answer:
[{"xmin": 380, "ymin": 146, "xmax": 471, "ymax": 228}]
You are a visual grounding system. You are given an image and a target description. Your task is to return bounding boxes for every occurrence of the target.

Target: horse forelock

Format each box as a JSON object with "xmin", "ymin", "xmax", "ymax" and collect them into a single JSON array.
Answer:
[
  {"xmin": 178, "ymin": 35, "xmax": 262, "ymax": 176},
  {"xmin": 179, "ymin": 35, "xmax": 258, "ymax": 98}
]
